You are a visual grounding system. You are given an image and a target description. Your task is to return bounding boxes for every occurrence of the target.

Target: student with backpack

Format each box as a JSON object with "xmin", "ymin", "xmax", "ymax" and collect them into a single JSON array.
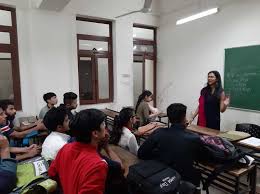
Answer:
[{"xmin": 138, "ymin": 103, "xmax": 204, "ymax": 187}]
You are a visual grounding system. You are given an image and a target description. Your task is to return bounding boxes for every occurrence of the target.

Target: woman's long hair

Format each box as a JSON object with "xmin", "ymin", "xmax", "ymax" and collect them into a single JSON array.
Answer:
[
  {"xmin": 135, "ymin": 90, "xmax": 152, "ymax": 113},
  {"xmin": 110, "ymin": 107, "xmax": 134, "ymax": 145},
  {"xmin": 207, "ymin": 71, "xmax": 223, "ymax": 98}
]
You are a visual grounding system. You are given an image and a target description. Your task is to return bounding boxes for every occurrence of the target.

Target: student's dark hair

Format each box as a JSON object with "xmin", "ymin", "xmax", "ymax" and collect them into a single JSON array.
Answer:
[
  {"xmin": 167, "ymin": 103, "xmax": 187, "ymax": 124},
  {"xmin": 63, "ymin": 92, "xmax": 77, "ymax": 105},
  {"xmin": 69, "ymin": 109, "xmax": 105, "ymax": 143},
  {"xmin": 0, "ymin": 99, "xmax": 14, "ymax": 111},
  {"xmin": 43, "ymin": 106, "xmax": 67, "ymax": 132},
  {"xmin": 135, "ymin": 90, "xmax": 152, "ymax": 113},
  {"xmin": 207, "ymin": 71, "xmax": 223, "ymax": 98},
  {"xmin": 110, "ymin": 107, "xmax": 134, "ymax": 145},
  {"xmin": 43, "ymin": 92, "xmax": 56, "ymax": 103}
]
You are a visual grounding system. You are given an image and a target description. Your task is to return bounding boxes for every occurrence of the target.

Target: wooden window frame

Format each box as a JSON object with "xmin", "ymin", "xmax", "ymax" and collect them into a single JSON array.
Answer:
[
  {"xmin": 133, "ymin": 24, "xmax": 157, "ymax": 106},
  {"xmin": 0, "ymin": 5, "xmax": 21, "ymax": 110},
  {"xmin": 76, "ymin": 17, "xmax": 114, "ymax": 105}
]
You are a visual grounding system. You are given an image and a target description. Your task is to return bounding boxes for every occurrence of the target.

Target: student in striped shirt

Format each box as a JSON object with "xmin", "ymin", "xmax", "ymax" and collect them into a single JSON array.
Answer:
[
  {"xmin": 0, "ymin": 107, "xmax": 16, "ymax": 194},
  {"xmin": 0, "ymin": 100, "xmax": 44, "ymax": 140},
  {"xmin": 0, "ymin": 101, "xmax": 41, "ymax": 161}
]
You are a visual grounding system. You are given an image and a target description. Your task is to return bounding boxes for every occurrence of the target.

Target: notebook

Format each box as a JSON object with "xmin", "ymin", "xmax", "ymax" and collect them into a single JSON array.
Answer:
[{"xmin": 239, "ymin": 137, "xmax": 260, "ymax": 147}]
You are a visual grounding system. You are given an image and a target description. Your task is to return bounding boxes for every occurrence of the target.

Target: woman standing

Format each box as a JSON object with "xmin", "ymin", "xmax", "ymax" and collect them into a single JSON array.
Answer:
[
  {"xmin": 190, "ymin": 71, "xmax": 230, "ymax": 130},
  {"xmin": 135, "ymin": 90, "xmax": 161, "ymax": 126}
]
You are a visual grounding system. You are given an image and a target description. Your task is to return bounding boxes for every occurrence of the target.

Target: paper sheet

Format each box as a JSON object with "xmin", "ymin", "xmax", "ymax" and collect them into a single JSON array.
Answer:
[{"xmin": 239, "ymin": 137, "xmax": 260, "ymax": 147}]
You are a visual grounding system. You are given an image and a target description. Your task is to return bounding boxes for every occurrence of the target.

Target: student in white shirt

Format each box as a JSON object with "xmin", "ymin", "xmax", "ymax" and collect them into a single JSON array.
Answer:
[
  {"xmin": 110, "ymin": 107, "xmax": 139, "ymax": 155},
  {"xmin": 41, "ymin": 106, "xmax": 70, "ymax": 161}
]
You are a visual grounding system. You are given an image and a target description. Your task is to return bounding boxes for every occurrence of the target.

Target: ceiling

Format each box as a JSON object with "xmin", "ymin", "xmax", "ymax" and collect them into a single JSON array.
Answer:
[
  {"xmin": 32, "ymin": 0, "xmax": 237, "ymax": 18},
  {"xmin": 158, "ymin": 0, "xmax": 236, "ymax": 15}
]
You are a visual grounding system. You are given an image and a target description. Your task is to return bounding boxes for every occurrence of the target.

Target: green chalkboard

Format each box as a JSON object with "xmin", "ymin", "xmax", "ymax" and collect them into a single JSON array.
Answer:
[{"xmin": 224, "ymin": 45, "xmax": 260, "ymax": 111}]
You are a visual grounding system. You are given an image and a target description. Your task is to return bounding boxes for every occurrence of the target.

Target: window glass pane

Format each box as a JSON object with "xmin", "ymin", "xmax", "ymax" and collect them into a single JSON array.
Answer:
[
  {"xmin": 133, "ymin": 27, "xmax": 154, "ymax": 40},
  {"xmin": 76, "ymin": 20, "xmax": 109, "ymax": 37},
  {"xmin": 0, "ymin": 53, "xmax": 13, "ymax": 100},
  {"xmin": 78, "ymin": 57, "xmax": 94, "ymax": 100},
  {"xmin": 0, "ymin": 52, "xmax": 11, "ymax": 58},
  {"xmin": 97, "ymin": 58, "xmax": 109, "ymax": 99},
  {"xmin": 133, "ymin": 62, "xmax": 143, "ymax": 106},
  {"xmin": 133, "ymin": 55, "xmax": 143, "ymax": 62},
  {"xmin": 79, "ymin": 40, "xmax": 108, "ymax": 51},
  {"xmin": 0, "ymin": 32, "xmax": 10, "ymax": 44},
  {"xmin": 134, "ymin": 44, "xmax": 154, "ymax": 53},
  {"xmin": 144, "ymin": 59, "xmax": 154, "ymax": 94},
  {"xmin": 0, "ymin": 10, "xmax": 12, "ymax": 26}
]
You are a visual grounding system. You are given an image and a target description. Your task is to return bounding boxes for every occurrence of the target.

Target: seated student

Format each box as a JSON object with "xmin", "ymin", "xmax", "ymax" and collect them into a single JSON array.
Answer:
[
  {"xmin": 138, "ymin": 103, "xmax": 204, "ymax": 187},
  {"xmin": 41, "ymin": 106, "xmax": 70, "ymax": 161},
  {"xmin": 98, "ymin": 131, "xmax": 129, "ymax": 194},
  {"xmin": 48, "ymin": 109, "xmax": 108, "ymax": 194},
  {"xmin": 39, "ymin": 92, "xmax": 58, "ymax": 120},
  {"xmin": 148, "ymin": 101, "xmax": 160, "ymax": 114},
  {"xmin": 59, "ymin": 92, "xmax": 78, "ymax": 120},
  {"xmin": 110, "ymin": 107, "xmax": 139, "ymax": 155},
  {"xmin": 135, "ymin": 90, "xmax": 161, "ymax": 126},
  {"xmin": 0, "ymin": 109, "xmax": 16, "ymax": 194},
  {"xmin": 68, "ymin": 122, "xmax": 126, "ymax": 194},
  {"xmin": 0, "ymin": 100, "xmax": 44, "ymax": 139}
]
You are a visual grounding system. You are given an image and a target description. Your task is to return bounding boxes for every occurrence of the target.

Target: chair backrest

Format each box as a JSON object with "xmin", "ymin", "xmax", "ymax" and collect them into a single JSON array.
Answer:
[{"xmin": 235, "ymin": 123, "xmax": 260, "ymax": 138}]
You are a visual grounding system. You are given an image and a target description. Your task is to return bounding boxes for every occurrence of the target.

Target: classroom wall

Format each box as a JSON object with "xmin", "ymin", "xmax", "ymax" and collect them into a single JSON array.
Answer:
[
  {"xmin": 157, "ymin": 0, "xmax": 260, "ymax": 130},
  {"xmin": 0, "ymin": 0, "xmax": 159, "ymax": 116}
]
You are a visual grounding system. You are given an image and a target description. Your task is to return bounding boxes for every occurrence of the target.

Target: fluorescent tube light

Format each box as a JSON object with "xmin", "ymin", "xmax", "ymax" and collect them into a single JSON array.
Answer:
[{"xmin": 176, "ymin": 7, "xmax": 218, "ymax": 25}]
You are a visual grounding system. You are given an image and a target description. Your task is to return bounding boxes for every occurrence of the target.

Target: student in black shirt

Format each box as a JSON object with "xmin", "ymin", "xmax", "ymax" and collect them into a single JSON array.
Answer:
[
  {"xmin": 59, "ymin": 92, "xmax": 78, "ymax": 121},
  {"xmin": 138, "ymin": 103, "xmax": 204, "ymax": 186}
]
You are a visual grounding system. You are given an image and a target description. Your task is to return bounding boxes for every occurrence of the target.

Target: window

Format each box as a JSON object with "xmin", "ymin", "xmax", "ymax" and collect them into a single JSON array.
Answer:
[
  {"xmin": 0, "ymin": 5, "xmax": 21, "ymax": 109},
  {"xmin": 133, "ymin": 24, "xmax": 157, "ymax": 106},
  {"xmin": 76, "ymin": 17, "xmax": 113, "ymax": 104}
]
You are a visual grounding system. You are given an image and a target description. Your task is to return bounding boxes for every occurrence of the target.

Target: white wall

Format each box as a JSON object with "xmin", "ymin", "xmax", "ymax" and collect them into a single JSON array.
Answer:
[
  {"xmin": 157, "ymin": 0, "xmax": 260, "ymax": 130},
  {"xmin": 0, "ymin": 0, "xmax": 159, "ymax": 115}
]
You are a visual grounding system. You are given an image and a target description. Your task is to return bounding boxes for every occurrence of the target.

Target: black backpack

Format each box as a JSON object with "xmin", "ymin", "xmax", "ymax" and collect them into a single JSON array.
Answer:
[
  {"xmin": 127, "ymin": 160, "xmax": 196, "ymax": 194},
  {"xmin": 199, "ymin": 135, "xmax": 250, "ymax": 193},
  {"xmin": 200, "ymin": 135, "xmax": 243, "ymax": 163}
]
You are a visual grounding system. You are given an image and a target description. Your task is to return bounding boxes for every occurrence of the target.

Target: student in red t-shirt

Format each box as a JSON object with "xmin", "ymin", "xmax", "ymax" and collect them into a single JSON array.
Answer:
[{"xmin": 48, "ymin": 109, "xmax": 108, "ymax": 194}]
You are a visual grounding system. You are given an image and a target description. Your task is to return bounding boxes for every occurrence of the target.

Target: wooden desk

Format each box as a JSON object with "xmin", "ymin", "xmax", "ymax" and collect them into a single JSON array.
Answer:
[
  {"xmin": 156, "ymin": 112, "xmax": 170, "ymax": 127},
  {"xmin": 101, "ymin": 108, "xmax": 119, "ymax": 118},
  {"xmin": 236, "ymin": 139, "xmax": 260, "ymax": 152},
  {"xmin": 101, "ymin": 109, "xmax": 119, "ymax": 129},
  {"xmin": 108, "ymin": 145, "xmax": 140, "ymax": 176},
  {"xmin": 158, "ymin": 113, "xmax": 167, "ymax": 120},
  {"xmin": 108, "ymin": 144, "xmax": 257, "ymax": 193},
  {"xmin": 196, "ymin": 163, "xmax": 257, "ymax": 194},
  {"xmin": 187, "ymin": 125, "xmax": 260, "ymax": 153},
  {"xmin": 187, "ymin": 124, "xmax": 221, "ymax": 136}
]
